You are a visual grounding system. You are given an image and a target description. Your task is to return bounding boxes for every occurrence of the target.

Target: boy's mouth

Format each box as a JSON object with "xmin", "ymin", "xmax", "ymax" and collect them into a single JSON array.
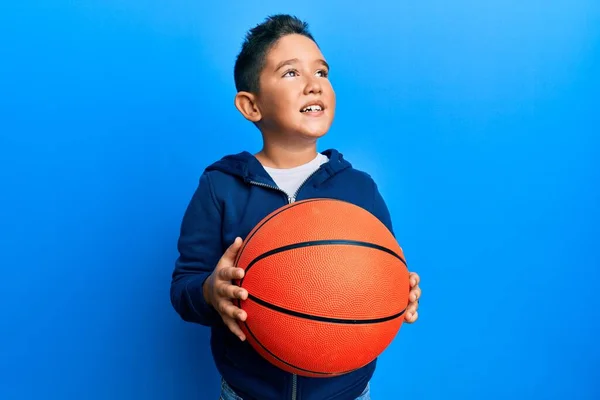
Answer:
[{"xmin": 300, "ymin": 101, "xmax": 325, "ymax": 114}]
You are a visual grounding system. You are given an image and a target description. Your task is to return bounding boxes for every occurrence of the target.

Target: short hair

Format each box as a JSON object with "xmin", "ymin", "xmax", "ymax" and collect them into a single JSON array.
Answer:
[{"xmin": 234, "ymin": 14, "xmax": 317, "ymax": 94}]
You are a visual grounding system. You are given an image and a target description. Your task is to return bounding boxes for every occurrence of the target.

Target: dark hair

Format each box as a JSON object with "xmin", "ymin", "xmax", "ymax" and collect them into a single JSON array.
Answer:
[{"xmin": 234, "ymin": 14, "xmax": 317, "ymax": 94}]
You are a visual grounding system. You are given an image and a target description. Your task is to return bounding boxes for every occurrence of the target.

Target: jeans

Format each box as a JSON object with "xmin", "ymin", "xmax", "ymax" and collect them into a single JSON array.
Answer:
[{"xmin": 219, "ymin": 378, "xmax": 371, "ymax": 400}]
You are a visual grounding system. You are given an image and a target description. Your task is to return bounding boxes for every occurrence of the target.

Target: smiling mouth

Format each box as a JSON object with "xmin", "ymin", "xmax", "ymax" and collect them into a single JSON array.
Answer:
[{"xmin": 300, "ymin": 105, "xmax": 324, "ymax": 113}]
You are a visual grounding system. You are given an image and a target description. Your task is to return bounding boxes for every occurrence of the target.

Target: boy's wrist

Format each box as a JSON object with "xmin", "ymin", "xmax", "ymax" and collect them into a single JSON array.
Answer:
[{"xmin": 202, "ymin": 276, "xmax": 212, "ymax": 307}]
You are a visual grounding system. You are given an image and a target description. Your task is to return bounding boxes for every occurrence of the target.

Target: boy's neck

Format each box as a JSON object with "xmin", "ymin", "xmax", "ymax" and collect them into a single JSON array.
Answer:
[{"xmin": 255, "ymin": 141, "xmax": 319, "ymax": 169}]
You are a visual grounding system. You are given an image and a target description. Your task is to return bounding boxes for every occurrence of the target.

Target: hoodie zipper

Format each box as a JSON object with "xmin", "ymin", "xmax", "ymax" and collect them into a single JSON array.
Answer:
[
  {"xmin": 291, "ymin": 375, "xmax": 297, "ymax": 400},
  {"xmin": 248, "ymin": 181, "xmax": 294, "ymax": 203},
  {"xmin": 249, "ymin": 167, "xmax": 321, "ymax": 204},
  {"xmin": 249, "ymin": 177, "xmax": 299, "ymax": 400},
  {"xmin": 289, "ymin": 168, "xmax": 320, "ymax": 203},
  {"xmin": 248, "ymin": 168, "xmax": 321, "ymax": 400}
]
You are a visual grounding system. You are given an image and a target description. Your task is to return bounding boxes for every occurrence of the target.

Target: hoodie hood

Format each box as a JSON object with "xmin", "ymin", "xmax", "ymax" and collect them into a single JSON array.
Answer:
[{"xmin": 205, "ymin": 149, "xmax": 352, "ymax": 186}]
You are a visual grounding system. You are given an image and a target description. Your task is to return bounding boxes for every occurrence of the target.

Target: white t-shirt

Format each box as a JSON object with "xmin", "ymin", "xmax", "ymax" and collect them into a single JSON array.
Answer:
[{"xmin": 263, "ymin": 153, "xmax": 329, "ymax": 201}]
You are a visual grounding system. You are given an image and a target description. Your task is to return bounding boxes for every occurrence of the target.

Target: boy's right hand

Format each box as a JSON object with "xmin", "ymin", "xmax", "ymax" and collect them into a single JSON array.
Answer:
[{"xmin": 203, "ymin": 237, "xmax": 249, "ymax": 341}]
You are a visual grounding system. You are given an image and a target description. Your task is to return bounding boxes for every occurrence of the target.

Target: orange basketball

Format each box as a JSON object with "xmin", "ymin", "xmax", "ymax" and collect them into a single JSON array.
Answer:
[{"xmin": 234, "ymin": 198, "xmax": 410, "ymax": 377}]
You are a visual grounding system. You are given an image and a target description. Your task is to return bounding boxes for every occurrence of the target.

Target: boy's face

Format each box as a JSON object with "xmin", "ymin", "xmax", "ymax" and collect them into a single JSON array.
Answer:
[{"xmin": 254, "ymin": 34, "xmax": 335, "ymax": 141}]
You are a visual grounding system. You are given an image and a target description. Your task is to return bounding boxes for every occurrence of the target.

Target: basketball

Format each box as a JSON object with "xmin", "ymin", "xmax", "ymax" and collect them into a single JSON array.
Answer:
[{"xmin": 234, "ymin": 198, "xmax": 410, "ymax": 377}]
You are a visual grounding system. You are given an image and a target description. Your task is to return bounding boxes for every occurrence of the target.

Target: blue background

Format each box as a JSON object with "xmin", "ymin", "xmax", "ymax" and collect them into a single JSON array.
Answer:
[{"xmin": 1, "ymin": 1, "xmax": 599, "ymax": 399}]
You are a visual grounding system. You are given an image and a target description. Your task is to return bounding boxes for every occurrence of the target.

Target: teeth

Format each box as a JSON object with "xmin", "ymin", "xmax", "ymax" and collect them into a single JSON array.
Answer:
[{"xmin": 302, "ymin": 105, "xmax": 323, "ymax": 112}]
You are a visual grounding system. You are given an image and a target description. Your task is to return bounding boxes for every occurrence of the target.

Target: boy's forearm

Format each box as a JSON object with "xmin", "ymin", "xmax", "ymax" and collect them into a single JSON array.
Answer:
[
  {"xmin": 170, "ymin": 172, "xmax": 223, "ymax": 326},
  {"xmin": 171, "ymin": 271, "xmax": 219, "ymax": 326}
]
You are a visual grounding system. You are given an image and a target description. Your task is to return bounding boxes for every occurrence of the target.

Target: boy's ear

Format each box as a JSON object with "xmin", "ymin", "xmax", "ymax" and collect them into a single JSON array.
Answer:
[{"xmin": 234, "ymin": 91, "xmax": 262, "ymax": 122}]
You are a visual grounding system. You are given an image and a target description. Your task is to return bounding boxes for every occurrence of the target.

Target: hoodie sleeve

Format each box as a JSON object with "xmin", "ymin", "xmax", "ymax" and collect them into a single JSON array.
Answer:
[
  {"xmin": 170, "ymin": 172, "xmax": 222, "ymax": 326},
  {"xmin": 372, "ymin": 179, "xmax": 396, "ymax": 237}
]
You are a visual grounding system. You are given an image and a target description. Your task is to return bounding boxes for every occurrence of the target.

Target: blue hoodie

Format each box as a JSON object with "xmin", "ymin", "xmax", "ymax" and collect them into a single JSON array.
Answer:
[{"xmin": 170, "ymin": 149, "xmax": 395, "ymax": 400}]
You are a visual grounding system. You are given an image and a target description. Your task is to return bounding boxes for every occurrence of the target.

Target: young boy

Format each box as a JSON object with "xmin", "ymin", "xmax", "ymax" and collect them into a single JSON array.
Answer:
[{"xmin": 170, "ymin": 14, "xmax": 421, "ymax": 400}]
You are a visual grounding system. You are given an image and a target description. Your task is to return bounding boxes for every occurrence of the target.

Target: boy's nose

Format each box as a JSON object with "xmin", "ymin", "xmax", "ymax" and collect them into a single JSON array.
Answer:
[{"xmin": 303, "ymin": 76, "xmax": 323, "ymax": 95}]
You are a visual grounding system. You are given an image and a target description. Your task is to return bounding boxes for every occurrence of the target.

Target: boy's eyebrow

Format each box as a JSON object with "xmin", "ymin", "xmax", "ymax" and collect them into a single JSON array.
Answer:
[
  {"xmin": 318, "ymin": 59, "xmax": 330, "ymax": 71},
  {"xmin": 275, "ymin": 58, "xmax": 299, "ymax": 72},
  {"xmin": 274, "ymin": 58, "xmax": 330, "ymax": 72}
]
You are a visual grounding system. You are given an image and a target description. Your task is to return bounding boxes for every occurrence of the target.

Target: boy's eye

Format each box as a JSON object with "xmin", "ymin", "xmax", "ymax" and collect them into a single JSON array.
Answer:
[
  {"xmin": 283, "ymin": 69, "xmax": 298, "ymax": 77},
  {"xmin": 282, "ymin": 69, "xmax": 329, "ymax": 78}
]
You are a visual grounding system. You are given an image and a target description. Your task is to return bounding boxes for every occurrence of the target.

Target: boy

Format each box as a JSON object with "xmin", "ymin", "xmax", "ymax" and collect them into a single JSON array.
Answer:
[{"xmin": 170, "ymin": 14, "xmax": 421, "ymax": 400}]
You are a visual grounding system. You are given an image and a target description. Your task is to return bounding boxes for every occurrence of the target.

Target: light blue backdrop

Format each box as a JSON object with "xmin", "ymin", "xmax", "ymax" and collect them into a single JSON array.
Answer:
[{"xmin": 1, "ymin": 1, "xmax": 598, "ymax": 399}]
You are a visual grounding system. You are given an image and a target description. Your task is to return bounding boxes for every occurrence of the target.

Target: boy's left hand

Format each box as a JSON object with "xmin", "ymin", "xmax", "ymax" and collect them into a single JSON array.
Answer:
[{"xmin": 405, "ymin": 272, "xmax": 421, "ymax": 323}]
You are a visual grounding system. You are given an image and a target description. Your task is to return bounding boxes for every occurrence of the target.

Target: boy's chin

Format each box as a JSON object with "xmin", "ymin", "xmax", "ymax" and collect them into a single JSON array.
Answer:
[
  {"xmin": 302, "ymin": 129, "xmax": 328, "ymax": 139},
  {"xmin": 298, "ymin": 124, "xmax": 331, "ymax": 140}
]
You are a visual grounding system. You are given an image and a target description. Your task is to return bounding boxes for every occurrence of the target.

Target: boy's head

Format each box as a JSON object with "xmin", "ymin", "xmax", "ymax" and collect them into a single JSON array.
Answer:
[{"xmin": 233, "ymin": 15, "xmax": 335, "ymax": 143}]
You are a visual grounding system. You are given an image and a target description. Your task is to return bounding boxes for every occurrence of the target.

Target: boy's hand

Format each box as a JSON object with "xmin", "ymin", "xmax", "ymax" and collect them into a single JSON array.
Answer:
[
  {"xmin": 405, "ymin": 272, "xmax": 421, "ymax": 323},
  {"xmin": 203, "ymin": 237, "xmax": 249, "ymax": 341}
]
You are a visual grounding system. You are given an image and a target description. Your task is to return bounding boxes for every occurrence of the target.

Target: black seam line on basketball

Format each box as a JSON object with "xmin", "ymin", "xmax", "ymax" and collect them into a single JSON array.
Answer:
[
  {"xmin": 234, "ymin": 199, "xmax": 329, "ymax": 310},
  {"xmin": 234, "ymin": 198, "xmax": 326, "ymax": 266},
  {"xmin": 239, "ymin": 239, "xmax": 407, "ymax": 288},
  {"xmin": 247, "ymin": 294, "xmax": 406, "ymax": 324},
  {"xmin": 242, "ymin": 320, "xmax": 360, "ymax": 376}
]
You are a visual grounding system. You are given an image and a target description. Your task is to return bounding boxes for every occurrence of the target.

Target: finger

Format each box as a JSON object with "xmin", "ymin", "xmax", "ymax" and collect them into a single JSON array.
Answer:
[
  {"xmin": 217, "ymin": 282, "xmax": 248, "ymax": 300},
  {"xmin": 409, "ymin": 272, "xmax": 420, "ymax": 287},
  {"xmin": 406, "ymin": 301, "xmax": 418, "ymax": 315},
  {"xmin": 409, "ymin": 286, "xmax": 422, "ymax": 303},
  {"xmin": 219, "ymin": 237, "xmax": 243, "ymax": 266},
  {"xmin": 218, "ymin": 266, "xmax": 245, "ymax": 281},
  {"xmin": 217, "ymin": 299, "xmax": 247, "ymax": 321},
  {"xmin": 222, "ymin": 315, "xmax": 246, "ymax": 341},
  {"xmin": 404, "ymin": 302, "xmax": 418, "ymax": 323},
  {"xmin": 405, "ymin": 310, "xmax": 419, "ymax": 324}
]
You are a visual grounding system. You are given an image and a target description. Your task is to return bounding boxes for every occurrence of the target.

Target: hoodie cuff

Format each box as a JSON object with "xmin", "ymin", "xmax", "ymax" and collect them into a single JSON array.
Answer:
[{"xmin": 185, "ymin": 274, "xmax": 220, "ymax": 325}]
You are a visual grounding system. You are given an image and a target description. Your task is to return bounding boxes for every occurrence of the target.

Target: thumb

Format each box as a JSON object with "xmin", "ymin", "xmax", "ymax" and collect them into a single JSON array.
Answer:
[{"xmin": 221, "ymin": 237, "xmax": 243, "ymax": 264}]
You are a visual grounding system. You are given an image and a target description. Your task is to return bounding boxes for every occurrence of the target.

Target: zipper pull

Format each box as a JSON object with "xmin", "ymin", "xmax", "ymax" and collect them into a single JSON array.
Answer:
[{"xmin": 288, "ymin": 196, "xmax": 295, "ymax": 204}]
